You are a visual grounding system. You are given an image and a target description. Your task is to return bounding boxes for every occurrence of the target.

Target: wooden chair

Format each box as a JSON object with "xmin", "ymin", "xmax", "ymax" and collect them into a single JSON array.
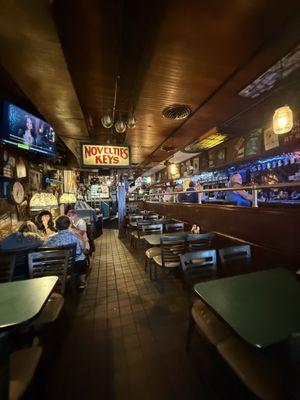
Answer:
[
  {"xmin": 186, "ymin": 232, "xmax": 216, "ymax": 251},
  {"xmin": 127, "ymin": 214, "xmax": 144, "ymax": 237},
  {"xmin": 151, "ymin": 235, "xmax": 186, "ymax": 280},
  {"xmin": 0, "ymin": 254, "xmax": 16, "ymax": 283},
  {"xmin": 9, "ymin": 339, "xmax": 43, "ymax": 400},
  {"xmin": 180, "ymin": 249, "xmax": 217, "ymax": 288},
  {"xmin": 165, "ymin": 222, "xmax": 184, "ymax": 233},
  {"xmin": 143, "ymin": 224, "xmax": 163, "ymax": 272},
  {"xmin": 186, "ymin": 298, "xmax": 232, "ymax": 350},
  {"xmin": 218, "ymin": 245, "xmax": 252, "ymax": 276},
  {"xmin": 130, "ymin": 220, "xmax": 151, "ymax": 248},
  {"xmin": 28, "ymin": 250, "xmax": 69, "ymax": 324},
  {"xmin": 216, "ymin": 336, "xmax": 288, "ymax": 400},
  {"xmin": 144, "ymin": 214, "xmax": 159, "ymax": 221}
]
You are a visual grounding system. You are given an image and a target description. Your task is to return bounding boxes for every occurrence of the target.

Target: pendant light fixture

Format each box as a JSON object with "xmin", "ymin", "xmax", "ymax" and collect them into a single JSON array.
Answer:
[
  {"xmin": 273, "ymin": 105, "xmax": 293, "ymax": 135},
  {"xmin": 101, "ymin": 75, "xmax": 136, "ymax": 133},
  {"xmin": 170, "ymin": 163, "xmax": 177, "ymax": 175}
]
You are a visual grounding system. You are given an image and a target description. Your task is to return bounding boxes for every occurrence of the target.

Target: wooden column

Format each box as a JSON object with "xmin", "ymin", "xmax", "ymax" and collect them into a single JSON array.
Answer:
[{"xmin": 117, "ymin": 183, "xmax": 126, "ymax": 238}]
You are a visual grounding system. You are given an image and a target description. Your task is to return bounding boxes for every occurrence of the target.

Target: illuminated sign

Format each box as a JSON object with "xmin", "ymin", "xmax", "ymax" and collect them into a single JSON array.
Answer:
[{"xmin": 81, "ymin": 144, "xmax": 130, "ymax": 167}]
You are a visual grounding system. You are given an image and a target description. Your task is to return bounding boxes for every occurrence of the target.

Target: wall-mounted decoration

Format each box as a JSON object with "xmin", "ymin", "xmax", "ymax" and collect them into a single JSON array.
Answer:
[
  {"xmin": 192, "ymin": 157, "xmax": 199, "ymax": 174},
  {"xmin": 199, "ymin": 153, "xmax": 209, "ymax": 170},
  {"xmin": 264, "ymin": 127, "xmax": 279, "ymax": 151},
  {"xmin": 81, "ymin": 144, "xmax": 130, "ymax": 168},
  {"xmin": 16, "ymin": 157, "xmax": 27, "ymax": 178},
  {"xmin": 16, "ymin": 200, "xmax": 28, "ymax": 221},
  {"xmin": 279, "ymin": 119, "xmax": 300, "ymax": 146},
  {"xmin": 233, "ymin": 136, "xmax": 246, "ymax": 160},
  {"xmin": 245, "ymin": 128, "xmax": 262, "ymax": 157},
  {"xmin": 0, "ymin": 212, "xmax": 12, "ymax": 240},
  {"xmin": 63, "ymin": 170, "xmax": 77, "ymax": 194},
  {"xmin": 29, "ymin": 169, "xmax": 42, "ymax": 191}
]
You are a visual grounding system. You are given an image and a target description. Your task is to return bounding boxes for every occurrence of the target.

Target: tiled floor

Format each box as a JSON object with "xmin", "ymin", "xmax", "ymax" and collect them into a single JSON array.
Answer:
[{"xmin": 29, "ymin": 229, "xmax": 251, "ymax": 400}]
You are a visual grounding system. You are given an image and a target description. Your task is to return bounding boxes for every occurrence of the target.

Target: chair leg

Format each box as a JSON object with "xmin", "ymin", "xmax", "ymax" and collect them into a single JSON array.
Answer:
[
  {"xmin": 144, "ymin": 257, "xmax": 148, "ymax": 272},
  {"xmin": 186, "ymin": 314, "xmax": 195, "ymax": 352}
]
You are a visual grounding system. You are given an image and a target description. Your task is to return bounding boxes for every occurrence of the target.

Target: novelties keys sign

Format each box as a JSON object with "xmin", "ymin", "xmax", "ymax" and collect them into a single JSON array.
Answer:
[{"xmin": 81, "ymin": 144, "xmax": 130, "ymax": 167}]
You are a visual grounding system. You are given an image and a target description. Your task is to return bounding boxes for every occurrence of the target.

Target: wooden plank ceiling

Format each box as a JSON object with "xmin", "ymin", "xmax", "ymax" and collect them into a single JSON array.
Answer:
[{"xmin": 1, "ymin": 0, "xmax": 300, "ymax": 167}]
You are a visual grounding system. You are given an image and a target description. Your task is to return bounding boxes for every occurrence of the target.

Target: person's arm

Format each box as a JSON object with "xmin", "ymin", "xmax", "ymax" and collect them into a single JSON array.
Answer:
[{"xmin": 235, "ymin": 189, "xmax": 253, "ymax": 201}]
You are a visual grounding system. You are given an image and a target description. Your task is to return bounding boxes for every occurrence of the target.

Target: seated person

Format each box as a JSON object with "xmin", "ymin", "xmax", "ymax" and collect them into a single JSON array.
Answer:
[
  {"xmin": 0, "ymin": 221, "xmax": 43, "ymax": 279},
  {"xmin": 185, "ymin": 181, "xmax": 199, "ymax": 203},
  {"xmin": 0, "ymin": 221, "xmax": 43, "ymax": 250},
  {"xmin": 43, "ymin": 215, "xmax": 88, "ymax": 289},
  {"xmin": 226, "ymin": 173, "xmax": 253, "ymax": 207},
  {"xmin": 35, "ymin": 210, "xmax": 56, "ymax": 237},
  {"xmin": 66, "ymin": 209, "xmax": 90, "ymax": 254}
]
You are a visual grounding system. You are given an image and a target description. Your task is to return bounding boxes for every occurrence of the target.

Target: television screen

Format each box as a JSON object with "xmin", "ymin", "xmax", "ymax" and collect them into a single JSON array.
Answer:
[{"xmin": 1, "ymin": 101, "xmax": 56, "ymax": 156}]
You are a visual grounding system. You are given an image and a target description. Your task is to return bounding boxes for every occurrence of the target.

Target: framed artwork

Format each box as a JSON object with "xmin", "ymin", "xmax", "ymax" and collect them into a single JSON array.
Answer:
[
  {"xmin": 16, "ymin": 200, "xmax": 29, "ymax": 221},
  {"xmin": 29, "ymin": 169, "xmax": 42, "ymax": 191},
  {"xmin": 192, "ymin": 157, "xmax": 199, "ymax": 174}
]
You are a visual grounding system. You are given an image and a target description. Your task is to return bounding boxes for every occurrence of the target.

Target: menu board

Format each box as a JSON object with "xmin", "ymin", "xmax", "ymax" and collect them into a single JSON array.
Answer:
[{"xmin": 245, "ymin": 128, "xmax": 262, "ymax": 157}]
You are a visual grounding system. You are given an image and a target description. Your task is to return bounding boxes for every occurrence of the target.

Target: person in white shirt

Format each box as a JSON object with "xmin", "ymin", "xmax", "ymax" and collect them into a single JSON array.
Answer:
[{"xmin": 66, "ymin": 209, "xmax": 90, "ymax": 253}]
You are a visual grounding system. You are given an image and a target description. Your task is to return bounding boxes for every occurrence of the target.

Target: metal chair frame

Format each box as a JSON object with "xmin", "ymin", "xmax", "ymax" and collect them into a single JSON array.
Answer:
[{"xmin": 186, "ymin": 232, "xmax": 216, "ymax": 251}]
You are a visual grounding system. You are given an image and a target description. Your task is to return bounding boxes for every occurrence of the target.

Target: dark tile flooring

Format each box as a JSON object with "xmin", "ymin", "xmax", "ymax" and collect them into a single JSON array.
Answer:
[{"xmin": 28, "ymin": 229, "xmax": 252, "ymax": 400}]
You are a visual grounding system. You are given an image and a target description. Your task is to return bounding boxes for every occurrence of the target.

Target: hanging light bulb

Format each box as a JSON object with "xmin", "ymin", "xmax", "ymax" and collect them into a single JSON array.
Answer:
[
  {"xmin": 101, "ymin": 114, "xmax": 114, "ymax": 129},
  {"xmin": 146, "ymin": 176, "xmax": 152, "ymax": 184},
  {"xmin": 273, "ymin": 105, "xmax": 293, "ymax": 135},
  {"xmin": 127, "ymin": 115, "xmax": 136, "ymax": 129},
  {"xmin": 114, "ymin": 120, "xmax": 126, "ymax": 133},
  {"xmin": 170, "ymin": 163, "xmax": 177, "ymax": 175}
]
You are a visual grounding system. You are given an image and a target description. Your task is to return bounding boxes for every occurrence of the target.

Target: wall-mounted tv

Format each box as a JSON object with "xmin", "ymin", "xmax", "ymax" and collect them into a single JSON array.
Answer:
[{"xmin": 1, "ymin": 101, "xmax": 56, "ymax": 157}]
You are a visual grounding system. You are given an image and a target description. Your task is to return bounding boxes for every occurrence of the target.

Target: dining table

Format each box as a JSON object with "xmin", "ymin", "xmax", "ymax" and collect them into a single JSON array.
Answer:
[
  {"xmin": 0, "ymin": 276, "xmax": 58, "ymax": 330},
  {"xmin": 194, "ymin": 267, "xmax": 300, "ymax": 349},
  {"xmin": 0, "ymin": 276, "xmax": 58, "ymax": 399}
]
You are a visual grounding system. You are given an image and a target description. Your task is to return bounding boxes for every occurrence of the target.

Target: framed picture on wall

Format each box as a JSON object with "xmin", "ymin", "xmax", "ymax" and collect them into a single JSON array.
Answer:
[
  {"xmin": 192, "ymin": 157, "xmax": 199, "ymax": 174},
  {"xmin": 29, "ymin": 169, "xmax": 42, "ymax": 191}
]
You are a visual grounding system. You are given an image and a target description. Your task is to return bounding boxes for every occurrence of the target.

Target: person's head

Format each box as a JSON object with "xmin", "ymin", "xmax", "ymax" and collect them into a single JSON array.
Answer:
[
  {"xmin": 25, "ymin": 117, "xmax": 33, "ymax": 131},
  {"xmin": 18, "ymin": 221, "xmax": 38, "ymax": 234},
  {"xmin": 230, "ymin": 173, "xmax": 242, "ymax": 185},
  {"xmin": 37, "ymin": 210, "xmax": 52, "ymax": 225},
  {"xmin": 55, "ymin": 215, "xmax": 71, "ymax": 231},
  {"xmin": 66, "ymin": 208, "xmax": 77, "ymax": 222}
]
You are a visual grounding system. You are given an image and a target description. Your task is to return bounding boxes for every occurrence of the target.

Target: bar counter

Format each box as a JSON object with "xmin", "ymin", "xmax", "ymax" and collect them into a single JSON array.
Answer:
[{"xmin": 142, "ymin": 201, "xmax": 300, "ymax": 263}]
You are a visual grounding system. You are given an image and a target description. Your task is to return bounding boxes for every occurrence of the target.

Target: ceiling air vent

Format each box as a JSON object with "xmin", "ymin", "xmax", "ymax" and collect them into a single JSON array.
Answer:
[{"xmin": 162, "ymin": 104, "xmax": 191, "ymax": 120}]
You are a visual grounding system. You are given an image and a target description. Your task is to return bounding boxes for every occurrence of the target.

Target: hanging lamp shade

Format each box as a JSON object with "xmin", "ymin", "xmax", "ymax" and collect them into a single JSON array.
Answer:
[
  {"xmin": 30, "ymin": 192, "xmax": 58, "ymax": 210},
  {"xmin": 170, "ymin": 163, "xmax": 177, "ymax": 175},
  {"xmin": 273, "ymin": 105, "xmax": 293, "ymax": 135},
  {"xmin": 59, "ymin": 193, "xmax": 77, "ymax": 204},
  {"xmin": 101, "ymin": 114, "xmax": 114, "ymax": 129},
  {"xmin": 115, "ymin": 120, "xmax": 126, "ymax": 133},
  {"xmin": 127, "ymin": 115, "xmax": 136, "ymax": 129}
]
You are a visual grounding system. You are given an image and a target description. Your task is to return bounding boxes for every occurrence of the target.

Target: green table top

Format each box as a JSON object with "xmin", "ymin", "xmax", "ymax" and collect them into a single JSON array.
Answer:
[
  {"xmin": 194, "ymin": 268, "xmax": 300, "ymax": 348},
  {"xmin": 144, "ymin": 232, "xmax": 187, "ymax": 246},
  {"xmin": 0, "ymin": 276, "xmax": 58, "ymax": 329}
]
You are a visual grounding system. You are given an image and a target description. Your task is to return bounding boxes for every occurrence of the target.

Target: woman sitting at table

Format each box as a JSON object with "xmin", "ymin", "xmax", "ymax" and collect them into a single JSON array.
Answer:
[
  {"xmin": 0, "ymin": 221, "xmax": 43, "ymax": 251},
  {"xmin": 35, "ymin": 210, "xmax": 56, "ymax": 237}
]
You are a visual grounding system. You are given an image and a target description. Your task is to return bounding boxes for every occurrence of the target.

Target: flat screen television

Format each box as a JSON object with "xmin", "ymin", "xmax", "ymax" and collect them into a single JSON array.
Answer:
[{"xmin": 1, "ymin": 101, "xmax": 56, "ymax": 156}]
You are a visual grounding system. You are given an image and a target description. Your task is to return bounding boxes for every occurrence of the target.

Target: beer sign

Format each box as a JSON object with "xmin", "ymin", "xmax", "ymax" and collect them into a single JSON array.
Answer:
[{"xmin": 81, "ymin": 144, "xmax": 130, "ymax": 168}]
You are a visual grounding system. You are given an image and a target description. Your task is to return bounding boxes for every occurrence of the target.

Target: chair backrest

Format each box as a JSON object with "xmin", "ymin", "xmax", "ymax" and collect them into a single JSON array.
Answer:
[
  {"xmin": 180, "ymin": 250, "xmax": 217, "ymax": 280},
  {"xmin": 36, "ymin": 243, "xmax": 77, "ymax": 274},
  {"xmin": 161, "ymin": 236, "xmax": 186, "ymax": 267},
  {"xmin": 165, "ymin": 222, "xmax": 184, "ymax": 233},
  {"xmin": 144, "ymin": 214, "xmax": 159, "ymax": 220},
  {"xmin": 28, "ymin": 250, "xmax": 69, "ymax": 294},
  {"xmin": 136, "ymin": 220, "xmax": 152, "ymax": 237},
  {"xmin": 187, "ymin": 232, "xmax": 216, "ymax": 251},
  {"xmin": 0, "ymin": 254, "xmax": 16, "ymax": 283},
  {"xmin": 218, "ymin": 245, "xmax": 252, "ymax": 266},
  {"xmin": 129, "ymin": 215, "xmax": 144, "ymax": 223},
  {"xmin": 142, "ymin": 223, "xmax": 163, "ymax": 236}
]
